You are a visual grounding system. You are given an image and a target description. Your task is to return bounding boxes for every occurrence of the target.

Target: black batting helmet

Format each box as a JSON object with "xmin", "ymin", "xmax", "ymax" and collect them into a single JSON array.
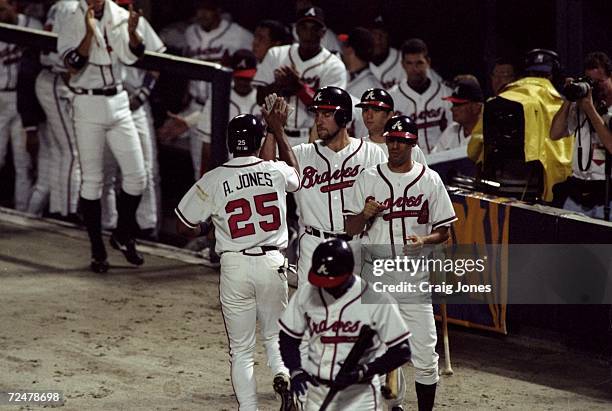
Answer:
[
  {"xmin": 308, "ymin": 86, "xmax": 353, "ymax": 127},
  {"xmin": 227, "ymin": 114, "xmax": 265, "ymax": 154},
  {"xmin": 524, "ymin": 48, "xmax": 560, "ymax": 75},
  {"xmin": 383, "ymin": 115, "xmax": 418, "ymax": 143},
  {"xmin": 308, "ymin": 238, "xmax": 354, "ymax": 288},
  {"xmin": 356, "ymin": 88, "xmax": 394, "ymax": 111}
]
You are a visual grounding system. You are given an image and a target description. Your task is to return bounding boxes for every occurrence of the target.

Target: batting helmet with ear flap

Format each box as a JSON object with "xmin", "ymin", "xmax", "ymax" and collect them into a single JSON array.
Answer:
[
  {"xmin": 383, "ymin": 115, "xmax": 418, "ymax": 142},
  {"xmin": 227, "ymin": 114, "xmax": 265, "ymax": 154},
  {"xmin": 308, "ymin": 86, "xmax": 353, "ymax": 127},
  {"xmin": 356, "ymin": 88, "xmax": 394, "ymax": 111},
  {"xmin": 308, "ymin": 238, "xmax": 354, "ymax": 288}
]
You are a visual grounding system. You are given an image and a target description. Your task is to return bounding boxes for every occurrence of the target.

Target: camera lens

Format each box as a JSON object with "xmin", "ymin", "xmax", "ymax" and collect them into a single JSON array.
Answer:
[{"xmin": 563, "ymin": 81, "xmax": 590, "ymax": 102}]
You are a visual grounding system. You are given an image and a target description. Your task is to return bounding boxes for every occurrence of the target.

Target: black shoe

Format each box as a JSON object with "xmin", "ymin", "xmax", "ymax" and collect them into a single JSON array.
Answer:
[
  {"xmin": 391, "ymin": 407, "xmax": 404, "ymax": 411},
  {"xmin": 110, "ymin": 234, "xmax": 144, "ymax": 266},
  {"xmin": 273, "ymin": 373, "xmax": 295, "ymax": 411},
  {"xmin": 90, "ymin": 258, "xmax": 109, "ymax": 273}
]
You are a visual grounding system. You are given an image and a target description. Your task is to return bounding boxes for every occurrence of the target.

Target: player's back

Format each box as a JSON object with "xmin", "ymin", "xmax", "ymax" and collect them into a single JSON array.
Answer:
[{"xmin": 207, "ymin": 158, "xmax": 297, "ymax": 252}]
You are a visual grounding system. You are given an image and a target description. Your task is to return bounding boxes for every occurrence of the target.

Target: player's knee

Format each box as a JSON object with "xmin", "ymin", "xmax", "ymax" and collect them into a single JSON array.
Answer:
[
  {"xmin": 415, "ymin": 365, "xmax": 440, "ymax": 385},
  {"xmin": 122, "ymin": 171, "xmax": 147, "ymax": 195},
  {"xmin": 80, "ymin": 179, "xmax": 104, "ymax": 200}
]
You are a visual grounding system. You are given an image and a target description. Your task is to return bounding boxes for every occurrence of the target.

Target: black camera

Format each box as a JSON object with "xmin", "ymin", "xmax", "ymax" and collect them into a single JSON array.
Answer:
[{"xmin": 562, "ymin": 77, "xmax": 594, "ymax": 102}]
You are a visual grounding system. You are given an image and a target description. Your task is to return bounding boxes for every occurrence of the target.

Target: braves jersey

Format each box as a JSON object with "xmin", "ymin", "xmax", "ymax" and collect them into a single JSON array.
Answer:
[
  {"xmin": 279, "ymin": 276, "xmax": 410, "ymax": 381},
  {"xmin": 40, "ymin": 0, "xmax": 78, "ymax": 72},
  {"xmin": 253, "ymin": 44, "xmax": 347, "ymax": 144},
  {"xmin": 184, "ymin": 19, "xmax": 252, "ymax": 101},
  {"xmin": 175, "ymin": 156, "xmax": 299, "ymax": 253},
  {"xmin": 431, "ymin": 122, "xmax": 472, "ymax": 153},
  {"xmin": 346, "ymin": 162, "xmax": 457, "ymax": 246},
  {"xmin": 0, "ymin": 14, "xmax": 42, "ymax": 90},
  {"xmin": 361, "ymin": 136, "xmax": 428, "ymax": 165},
  {"xmin": 369, "ymin": 48, "xmax": 405, "ymax": 90},
  {"xmin": 347, "ymin": 68, "xmax": 383, "ymax": 101},
  {"xmin": 389, "ymin": 78, "xmax": 453, "ymax": 154},
  {"xmin": 567, "ymin": 103, "xmax": 611, "ymax": 181},
  {"xmin": 293, "ymin": 138, "xmax": 386, "ymax": 233}
]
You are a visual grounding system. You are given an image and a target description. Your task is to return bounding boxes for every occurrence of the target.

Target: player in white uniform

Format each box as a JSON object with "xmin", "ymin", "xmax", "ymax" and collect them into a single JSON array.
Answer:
[
  {"xmin": 432, "ymin": 76, "xmax": 484, "ymax": 153},
  {"xmin": 175, "ymin": 108, "xmax": 300, "ymax": 411},
  {"xmin": 357, "ymin": 87, "xmax": 427, "ymax": 165},
  {"xmin": 58, "ymin": 0, "xmax": 147, "ymax": 273},
  {"xmin": 0, "ymin": 2, "xmax": 41, "ymax": 211},
  {"xmin": 261, "ymin": 86, "xmax": 386, "ymax": 286},
  {"xmin": 345, "ymin": 115, "xmax": 458, "ymax": 411},
  {"xmin": 366, "ymin": 16, "xmax": 405, "ymax": 91},
  {"xmin": 254, "ymin": 6, "xmax": 347, "ymax": 146},
  {"xmin": 339, "ymin": 28, "xmax": 382, "ymax": 100},
  {"xmin": 389, "ymin": 39, "xmax": 452, "ymax": 154},
  {"xmin": 278, "ymin": 238, "xmax": 412, "ymax": 410}
]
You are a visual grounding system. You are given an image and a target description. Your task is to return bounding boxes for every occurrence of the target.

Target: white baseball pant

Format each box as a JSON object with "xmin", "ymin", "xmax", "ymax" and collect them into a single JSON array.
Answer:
[
  {"xmin": 27, "ymin": 123, "xmax": 50, "ymax": 216},
  {"xmin": 219, "ymin": 250, "xmax": 289, "ymax": 411},
  {"xmin": 72, "ymin": 92, "xmax": 146, "ymax": 200},
  {"xmin": 0, "ymin": 91, "xmax": 32, "ymax": 211},
  {"xmin": 303, "ymin": 377, "xmax": 382, "ymax": 411},
  {"xmin": 35, "ymin": 69, "xmax": 80, "ymax": 216}
]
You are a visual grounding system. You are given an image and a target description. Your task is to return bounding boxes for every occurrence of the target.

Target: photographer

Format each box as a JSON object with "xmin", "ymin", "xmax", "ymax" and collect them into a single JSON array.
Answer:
[{"xmin": 550, "ymin": 52, "xmax": 612, "ymax": 219}]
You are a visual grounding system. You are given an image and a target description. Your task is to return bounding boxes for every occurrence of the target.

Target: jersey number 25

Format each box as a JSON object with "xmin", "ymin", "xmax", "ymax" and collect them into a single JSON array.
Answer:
[{"xmin": 225, "ymin": 193, "xmax": 281, "ymax": 239}]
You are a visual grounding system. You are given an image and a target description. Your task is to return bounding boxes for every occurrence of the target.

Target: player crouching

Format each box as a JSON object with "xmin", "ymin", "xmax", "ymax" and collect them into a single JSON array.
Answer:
[{"xmin": 278, "ymin": 239, "xmax": 412, "ymax": 410}]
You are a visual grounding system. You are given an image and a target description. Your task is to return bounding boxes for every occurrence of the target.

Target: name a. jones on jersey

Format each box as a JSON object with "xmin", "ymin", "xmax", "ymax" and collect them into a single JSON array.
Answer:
[
  {"xmin": 301, "ymin": 165, "xmax": 361, "ymax": 192},
  {"xmin": 223, "ymin": 172, "xmax": 273, "ymax": 196}
]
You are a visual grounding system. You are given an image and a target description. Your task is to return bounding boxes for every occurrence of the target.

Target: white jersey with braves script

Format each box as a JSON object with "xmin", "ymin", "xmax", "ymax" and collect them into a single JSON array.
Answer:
[
  {"xmin": 431, "ymin": 122, "xmax": 472, "ymax": 153},
  {"xmin": 567, "ymin": 103, "xmax": 611, "ymax": 181},
  {"xmin": 0, "ymin": 14, "xmax": 42, "ymax": 90},
  {"xmin": 184, "ymin": 19, "xmax": 252, "ymax": 101},
  {"xmin": 279, "ymin": 276, "xmax": 410, "ymax": 380},
  {"xmin": 293, "ymin": 138, "xmax": 386, "ymax": 233},
  {"xmin": 369, "ymin": 48, "xmax": 405, "ymax": 90},
  {"xmin": 253, "ymin": 44, "xmax": 347, "ymax": 143},
  {"xmin": 389, "ymin": 78, "xmax": 453, "ymax": 154},
  {"xmin": 346, "ymin": 162, "xmax": 457, "ymax": 245},
  {"xmin": 361, "ymin": 136, "xmax": 428, "ymax": 165},
  {"xmin": 175, "ymin": 156, "xmax": 300, "ymax": 253}
]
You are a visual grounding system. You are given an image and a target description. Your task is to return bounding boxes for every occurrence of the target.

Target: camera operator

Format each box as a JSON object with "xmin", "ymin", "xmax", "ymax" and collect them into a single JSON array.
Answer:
[{"xmin": 550, "ymin": 52, "xmax": 612, "ymax": 219}]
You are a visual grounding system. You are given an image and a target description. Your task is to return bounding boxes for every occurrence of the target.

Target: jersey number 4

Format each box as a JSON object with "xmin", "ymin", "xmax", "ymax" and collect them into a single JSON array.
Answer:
[{"xmin": 225, "ymin": 193, "xmax": 281, "ymax": 239}]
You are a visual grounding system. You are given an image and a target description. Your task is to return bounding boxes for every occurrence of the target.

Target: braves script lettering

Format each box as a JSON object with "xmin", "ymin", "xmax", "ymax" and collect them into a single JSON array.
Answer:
[{"xmin": 301, "ymin": 165, "xmax": 362, "ymax": 192}]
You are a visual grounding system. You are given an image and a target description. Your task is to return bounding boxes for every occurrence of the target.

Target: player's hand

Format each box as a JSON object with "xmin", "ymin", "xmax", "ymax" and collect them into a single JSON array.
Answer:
[
  {"xmin": 127, "ymin": 4, "xmax": 142, "ymax": 35},
  {"xmin": 403, "ymin": 235, "xmax": 425, "ymax": 257},
  {"xmin": 85, "ymin": 5, "xmax": 96, "ymax": 34},
  {"xmin": 362, "ymin": 199, "xmax": 384, "ymax": 219},
  {"xmin": 577, "ymin": 86, "xmax": 595, "ymax": 112},
  {"xmin": 262, "ymin": 96, "xmax": 289, "ymax": 134},
  {"xmin": 290, "ymin": 369, "xmax": 319, "ymax": 397},
  {"xmin": 274, "ymin": 66, "xmax": 302, "ymax": 94},
  {"xmin": 332, "ymin": 365, "xmax": 368, "ymax": 390},
  {"xmin": 157, "ymin": 112, "xmax": 189, "ymax": 141}
]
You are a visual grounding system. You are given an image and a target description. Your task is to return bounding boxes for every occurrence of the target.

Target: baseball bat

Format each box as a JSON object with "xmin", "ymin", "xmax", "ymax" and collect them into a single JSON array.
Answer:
[
  {"xmin": 440, "ymin": 303, "xmax": 454, "ymax": 375},
  {"xmin": 381, "ymin": 368, "xmax": 399, "ymax": 399},
  {"xmin": 319, "ymin": 325, "xmax": 376, "ymax": 411}
]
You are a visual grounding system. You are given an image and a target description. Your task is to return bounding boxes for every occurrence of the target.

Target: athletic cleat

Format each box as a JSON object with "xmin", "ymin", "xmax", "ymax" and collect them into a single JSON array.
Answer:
[
  {"xmin": 90, "ymin": 258, "xmax": 109, "ymax": 273},
  {"xmin": 273, "ymin": 373, "xmax": 295, "ymax": 411},
  {"xmin": 110, "ymin": 234, "xmax": 144, "ymax": 266},
  {"xmin": 391, "ymin": 406, "xmax": 404, "ymax": 411}
]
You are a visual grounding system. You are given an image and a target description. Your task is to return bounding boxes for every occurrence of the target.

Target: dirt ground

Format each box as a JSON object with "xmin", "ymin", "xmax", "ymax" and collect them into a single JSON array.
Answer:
[{"xmin": 1, "ymin": 211, "xmax": 611, "ymax": 411}]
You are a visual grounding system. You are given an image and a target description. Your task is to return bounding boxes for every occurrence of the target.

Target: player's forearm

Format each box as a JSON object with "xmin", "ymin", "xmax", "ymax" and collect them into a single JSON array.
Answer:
[
  {"xmin": 76, "ymin": 31, "xmax": 94, "ymax": 58},
  {"xmin": 273, "ymin": 127, "xmax": 299, "ymax": 170},
  {"xmin": 363, "ymin": 340, "xmax": 411, "ymax": 378},
  {"xmin": 259, "ymin": 133, "xmax": 277, "ymax": 160},
  {"xmin": 550, "ymin": 101, "xmax": 572, "ymax": 140},
  {"xmin": 422, "ymin": 227, "xmax": 450, "ymax": 245},
  {"xmin": 345, "ymin": 213, "xmax": 369, "ymax": 236},
  {"xmin": 279, "ymin": 330, "xmax": 302, "ymax": 372},
  {"xmin": 175, "ymin": 219, "xmax": 201, "ymax": 238}
]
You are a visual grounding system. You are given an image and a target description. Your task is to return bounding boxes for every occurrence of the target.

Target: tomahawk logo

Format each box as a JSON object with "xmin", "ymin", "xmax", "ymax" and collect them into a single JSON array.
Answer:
[
  {"xmin": 364, "ymin": 90, "xmax": 375, "ymax": 100},
  {"xmin": 317, "ymin": 264, "xmax": 329, "ymax": 275},
  {"xmin": 453, "ymin": 86, "xmax": 460, "ymax": 95},
  {"xmin": 391, "ymin": 120, "xmax": 403, "ymax": 131},
  {"xmin": 314, "ymin": 92, "xmax": 323, "ymax": 101},
  {"xmin": 305, "ymin": 7, "xmax": 316, "ymax": 16},
  {"xmin": 236, "ymin": 59, "xmax": 247, "ymax": 69}
]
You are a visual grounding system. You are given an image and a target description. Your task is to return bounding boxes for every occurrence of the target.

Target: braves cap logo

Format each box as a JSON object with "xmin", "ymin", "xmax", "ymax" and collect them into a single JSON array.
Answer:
[
  {"xmin": 317, "ymin": 264, "xmax": 329, "ymax": 275},
  {"xmin": 391, "ymin": 120, "xmax": 403, "ymax": 131},
  {"xmin": 236, "ymin": 59, "xmax": 247, "ymax": 69},
  {"xmin": 314, "ymin": 92, "xmax": 323, "ymax": 101},
  {"xmin": 374, "ymin": 15, "xmax": 383, "ymax": 23},
  {"xmin": 364, "ymin": 90, "xmax": 375, "ymax": 101},
  {"xmin": 534, "ymin": 54, "xmax": 544, "ymax": 63},
  {"xmin": 305, "ymin": 7, "xmax": 316, "ymax": 16}
]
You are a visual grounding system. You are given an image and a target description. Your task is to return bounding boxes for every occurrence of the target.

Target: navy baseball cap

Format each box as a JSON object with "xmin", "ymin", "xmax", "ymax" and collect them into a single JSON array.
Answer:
[
  {"xmin": 296, "ymin": 7, "xmax": 326, "ymax": 27},
  {"xmin": 230, "ymin": 49, "xmax": 257, "ymax": 79},
  {"xmin": 443, "ymin": 78, "xmax": 484, "ymax": 104}
]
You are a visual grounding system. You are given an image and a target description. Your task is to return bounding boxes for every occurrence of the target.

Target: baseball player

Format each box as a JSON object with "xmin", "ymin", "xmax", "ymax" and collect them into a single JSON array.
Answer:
[
  {"xmin": 290, "ymin": 0, "xmax": 341, "ymax": 54},
  {"xmin": 432, "ymin": 76, "xmax": 484, "ymax": 153},
  {"xmin": 175, "ymin": 107, "xmax": 300, "ymax": 411},
  {"xmin": 0, "ymin": 0, "xmax": 42, "ymax": 211},
  {"xmin": 366, "ymin": 16, "xmax": 405, "ymax": 90},
  {"xmin": 254, "ymin": 6, "xmax": 347, "ymax": 146},
  {"xmin": 357, "ymin": 87, "xmax": 427, "ymax": 165},
  {"xmin": 345, "ymin": 115, "xmax": 458, "ymax": 411},
  {"xmin": 58, "ymin": 0, "xmax": 147, "ymax": 273},
  {"xmin": 278, "ymin": 238, "xmax": 412, "ymax": 410},
  {"xmin": 252, "ymin": 19, "xmax": 292, "ymax": 63},
  {"xmin": 261, "ymin": 86, "xmax": 386, "ymax": 286},
  {"xmin": 389, "ymin": 39, "xmax": 452, "ymax": 154},
  {"xmin": 339, "ymin": 28, "xmax": 381, "ymax": 100}
]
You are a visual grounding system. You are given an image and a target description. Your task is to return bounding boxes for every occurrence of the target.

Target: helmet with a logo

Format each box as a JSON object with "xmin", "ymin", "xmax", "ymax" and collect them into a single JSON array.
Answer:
[
  {"xmin": 308, "ymin": 86, "xmax": 353, "ymax": 127},
  {"xmin": 227, "ymin": 114, "xmax": 265, "ymax": 154},
  {"xmin": 356, "ymin": 88, "xmax": 394, "ymax": 111},
  {"xmin": 308, "ymin": 238, "xmax": 354, "ymax": 288},
  {"xmin": 383, "ymin": 115, "xmax": 418, "ymax": 143}
]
